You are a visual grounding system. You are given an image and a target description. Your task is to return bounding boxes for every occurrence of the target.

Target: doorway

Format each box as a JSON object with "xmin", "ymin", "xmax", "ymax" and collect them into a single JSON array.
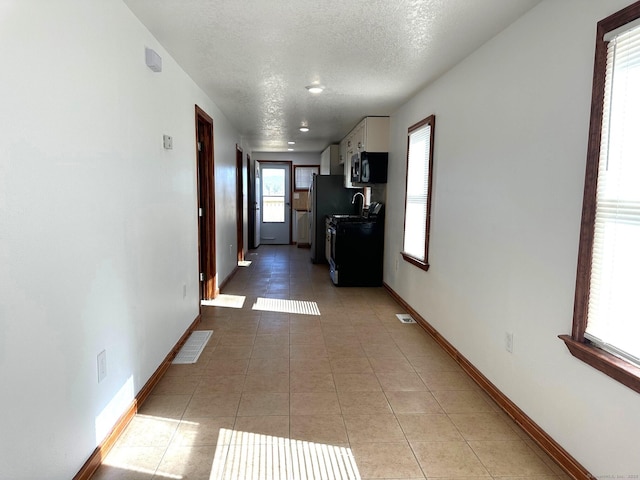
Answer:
[
  {"xmin": 236, "ymin": 145, "xmax": 244, "ymax": 262},
  {"xmin": 259, "ymin": 162, "xmax": 292, "ymax": 245},
  {"xmin": 195, "ymin": 105, "xmax": 217, "ymax": 300}
]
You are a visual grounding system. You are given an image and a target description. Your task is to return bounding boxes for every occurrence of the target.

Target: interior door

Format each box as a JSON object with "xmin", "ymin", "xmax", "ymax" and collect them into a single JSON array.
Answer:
[
  {"xmin": 255, "ymin": 163, "xmax": 261, "ymax": 248},
  {"xmin": 259, "ymin": 162, "xmax": 291, "ymax": 244}
]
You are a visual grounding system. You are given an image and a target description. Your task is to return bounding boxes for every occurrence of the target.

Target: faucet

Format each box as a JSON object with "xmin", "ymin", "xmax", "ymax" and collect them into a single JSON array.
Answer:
[{"xmin": 352, "ymin": 192, "xmax": 365, "ymax": 216}]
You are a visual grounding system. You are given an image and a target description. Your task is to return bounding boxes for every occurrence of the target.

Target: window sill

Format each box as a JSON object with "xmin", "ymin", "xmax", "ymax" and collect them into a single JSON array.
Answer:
[
  {"xmin": 401, "ymin": 252, "xmax": 430, "ymax": 271},
  {"xmin": 559, "ymin": 334, "xmax": 640, "ymax": 395}
]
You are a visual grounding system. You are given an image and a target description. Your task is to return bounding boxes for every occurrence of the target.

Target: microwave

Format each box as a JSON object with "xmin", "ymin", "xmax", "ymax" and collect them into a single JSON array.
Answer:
[{"xmin": 351, "ymin": 151, "xmax": 388, "ymax": 184}]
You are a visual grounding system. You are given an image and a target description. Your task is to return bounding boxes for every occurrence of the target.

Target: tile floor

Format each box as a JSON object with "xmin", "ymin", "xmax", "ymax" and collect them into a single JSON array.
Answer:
[{"xmin": 93, "ymin": 245, "xmax": 568, "ymax": 480}]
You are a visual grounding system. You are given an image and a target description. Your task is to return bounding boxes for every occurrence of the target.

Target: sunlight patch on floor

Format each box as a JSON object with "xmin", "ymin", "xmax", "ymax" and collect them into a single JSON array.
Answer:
[
  {"xmin": 201, "ymin": 294, "xmax": 246, "ymax": 309},
  {"xmin": 238, "ymin": 260, "xmax": 252, "ymax": 267},
  {"xmin": 252, "ymin": 297, "xmax": 321, "ymax": 315},
  {"xmin": 211, "ymin": 429, "xmax": 360, "ymax": 480}
]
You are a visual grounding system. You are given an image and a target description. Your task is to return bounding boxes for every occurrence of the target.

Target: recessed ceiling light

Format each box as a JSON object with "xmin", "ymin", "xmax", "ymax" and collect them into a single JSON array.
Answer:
[
  {"xmin": 299, "ymin": 127, "xmax": 310, "ymax": 133},
  {"xmin": 288, "ymin": 148, "xmax": 294, "ymax": 151},
  {"xmin": 306, "ymin": 85, "xmax": 324, "ymax": 94},
  {"xmin": 288, "ymin": 141, "xmax": 295, "ymax": 145}
]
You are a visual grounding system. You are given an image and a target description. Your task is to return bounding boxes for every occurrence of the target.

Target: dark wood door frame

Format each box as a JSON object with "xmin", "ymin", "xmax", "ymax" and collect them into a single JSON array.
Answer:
[
  {"xmin": 247, "ymin": 154, "xmax": 256, "ymax": 249},
  {"xmin": 236, "ymin": 145, "xmax": 244, "ymax": 262},
  {"xmin": 195, "ymin": 105, "xmax": 217, "ymax": 300}
]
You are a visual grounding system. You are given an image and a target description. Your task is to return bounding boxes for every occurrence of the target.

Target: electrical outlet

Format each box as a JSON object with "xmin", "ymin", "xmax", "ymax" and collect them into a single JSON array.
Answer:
[
  {"xmin": 505, "ymin": 332, "xmax": 514, "ymax": 353},
  {"xmin": 97, "ymin": 350, "xmax": 107, "ymax": 383},
  {"xmin": 229, "ymin": 244, "xmax": 233, "ymax": 256}
]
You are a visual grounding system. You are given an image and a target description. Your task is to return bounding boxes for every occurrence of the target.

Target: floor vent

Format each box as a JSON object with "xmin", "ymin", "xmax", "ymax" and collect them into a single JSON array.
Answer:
[
  {"xmin": 396, "ymin": 313, "xmax": 416, "ymax": 324},
  {"xmin": 172, "ymin": 330, "xmax": 213, "ymax": 364}
]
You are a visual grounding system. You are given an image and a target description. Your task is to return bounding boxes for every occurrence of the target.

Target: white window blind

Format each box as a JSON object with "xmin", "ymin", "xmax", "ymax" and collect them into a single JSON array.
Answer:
[
  {"xmin": 585, "ymin": 23, "xmax": 640, "ymax": 365},
  {"xmin": 403, "ymin": 122, "xmax": 431, "ymax": 261}
]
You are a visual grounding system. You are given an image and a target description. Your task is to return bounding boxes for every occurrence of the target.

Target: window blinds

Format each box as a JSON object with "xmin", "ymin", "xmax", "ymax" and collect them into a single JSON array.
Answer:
[
  {"xmin": 403, "ymin": 123, "xmax": 431, "ymax": 261},
  {"xmin": 585, "ymin": 23, "xmax": 640, "ymax": 365}
]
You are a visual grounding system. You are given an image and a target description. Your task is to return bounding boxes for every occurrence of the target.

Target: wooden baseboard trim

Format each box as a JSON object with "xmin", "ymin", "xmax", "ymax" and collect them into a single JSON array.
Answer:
[
  {"xmin": 383, "ymin": 283, "xmax": 592, "ymax": 480},
  {"xmin": 73, "ymin": 313, "xmax": 202, "ymax": 480}
]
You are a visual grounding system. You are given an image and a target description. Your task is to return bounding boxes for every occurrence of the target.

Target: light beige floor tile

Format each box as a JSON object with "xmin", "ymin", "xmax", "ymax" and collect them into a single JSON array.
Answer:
[
  {"xmin": 337, "ymin": 390, "xmax": 392, "ymax": 415},
  {"xmin": 368, "ymin": 356, "xmax": 415, "ymax": 373},
  {"xmin": 218, "ymin": 334, "xmax": 256, "ymax": 346},
  {"xmin": 289, "ymin": 332, "xmax": 325, "ymax": 345},
  {"xmin": 290, "ymin": 414, "xmax": 349, "ymax": 444},
  {"xmin": 232, "ymin": 415, "xmax": 290, "ymax": 441},
  {"xmin": 343, "ymin": 414, "xmax": 406, "ymax": 443},
  {"xmin": 330, "ymin": 357, "xmax": 374, "ymax": 374},
  {"xmin": 156, "ymin": 444, "xmax": 217, "ymax": 480},
  {"xmin": 138, "ymin": 394, "xmax": 191, "ymax": 420},
  {"xmin": 333, "ymin": 373, "xmax": 382, "ymax": 392},
  {"xmin": 290, "ymin": 392, "xmax": 341, "ymax": 415},
  {"xmin": 384, "ymin": 391, "xmax": 444, "ymax": 414},
  {"xmin": 204, "ymin": 357, "xmax": 249, "ymax": 375},
  {"xmin": 163, "ymin": 362, "xmax": 209, "ymax": 377},
  {"xmin": 195, "ymin": 375, "xmax": 245, "ymax": 394},
  {"xmin": 152, "ymin": 375, "xmax": 202, "ymax": 395},
  {"xmin": 411, "ymin": 441, "xmax": 490, "ymax": 477},
  {"xmin": 209, "ymin": 345, "xmax": 253, "ymax": 359},
  {"xmin": 253, "ymin": 334, "xmax": 289, "ymax": 347},
  {"xmin": 237, "ymin": 392, "xmax": 290, "ymax": 416},
  {"xmin": 377, "ymin": 372, "xmax": 428, "ymax": 391},
  {"xmin": 408, "ymin": 353, "xmax": 462, "ymax": 373},
  {"xmin": 290, "ymin": 372, "xmax": 336, "ymax": 392},
  {"xmin": 250, "ymin": 343, "xmax": 290, "ymax": 358},
  {"xmin": 95, "ymin": 446, "xmax": 165, "ymax": 480},
  {"xmin": 327, "ymin": 343, "xmax": 367, "ymax": 359},
  {"xmin": 351, "ymin": 442, "xmax": 424, "ymax": 479},
  {"xmin": 468, "ymin": 440, "xmax": 555, "ymax": 476},
  {"xmin": 290, "ymin": 343, "xmax": 328, "ymax": 358},
  {"xmin": 419, "ymin": 371, "xmax": 477, "ymax": 391},
  {"xmin": 183, "ymin": 392, "xmax": 241, "ymax": 418},
  {"xmin": 289, "ymin": 357, "xmax": 332, "ymax": 373},
  {"xmin": 116, "ymin": 414, "xmax": 179, "ymax": 447},
  {"xmin": 396, "ymin": 414, "xmax": 463, "ymax": 442},
  {"xmin": 247, "ymin": 356, "xmax": 289, "ymax": 375},
  {"xmin": 448, "ymin": 412, "xmax": 522, "ymax": 441},
  {"xmin": 243, "ymin": 373, "xmax": 289, "ymax": 393},
  {"xmin": 431, "ymin": 390, "xmax": 495, "ymax": 414},
  {"xmin": 172, "ymin": 416, "xmax": 235, "ymax": 446}
]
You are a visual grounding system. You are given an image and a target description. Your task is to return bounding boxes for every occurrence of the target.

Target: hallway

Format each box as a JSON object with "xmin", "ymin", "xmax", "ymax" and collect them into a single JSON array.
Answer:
[{"xmin": 93, "ymin": 245, "xmax": 564, "ymax": 479}]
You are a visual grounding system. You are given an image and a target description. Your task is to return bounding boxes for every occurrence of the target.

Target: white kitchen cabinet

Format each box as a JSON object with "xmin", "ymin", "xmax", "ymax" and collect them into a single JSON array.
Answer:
[
  {"xmin": 341, "ymin": 116, "xmax": 389, "ymax": 188},
  {"xmin": 320, "ymin": 144, "xmax": 341, "ymax": 175}
]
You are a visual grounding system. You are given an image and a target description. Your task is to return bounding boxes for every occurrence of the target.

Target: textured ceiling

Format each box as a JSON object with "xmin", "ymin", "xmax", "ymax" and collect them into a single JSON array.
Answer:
[{"xmin": 123, "ymin": 0, "xmax": 541, "ymax": 152}]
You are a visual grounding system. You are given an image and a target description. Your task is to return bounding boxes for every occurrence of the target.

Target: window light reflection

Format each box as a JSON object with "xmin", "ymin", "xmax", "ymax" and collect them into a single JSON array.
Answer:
[
  {"xmin": 212, "ymin": 428, "xmax": 361, "ymax": 480},
  {"xmin": 252, "ymin": 297, "xmax": 321, "ymax": 315},
  {"xmin": 201, "ymin": 294, "xmax": 246, "ymax": 309}
]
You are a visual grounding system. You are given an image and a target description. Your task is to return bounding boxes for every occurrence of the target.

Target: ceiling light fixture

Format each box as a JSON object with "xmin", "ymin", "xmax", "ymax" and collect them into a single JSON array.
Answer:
[
  {"xmin": 288, "ymin": 148, "xmax": 294, "ymax": 151},
  {"xmin": 306, "ymin": 85, "xmax": 324, "ymax": 94},
  {"xmin": 288, "ymin": 141, "xmax": 295, "ymax": 145},
  {"xmin": 299, "ymin": 126, "xmax": 309, "ymax": 133}
]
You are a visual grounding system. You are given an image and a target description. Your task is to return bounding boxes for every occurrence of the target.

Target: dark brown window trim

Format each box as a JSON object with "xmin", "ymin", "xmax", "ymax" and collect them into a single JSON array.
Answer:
[
  {"xmin": 562, "ymin": 0, "xmax": 640, "ymax": 395},
  {"xmin": 402, "ymin": 114, "xmax": 436, "ymax": 270},
  {"xmin": 401, "ymin": 252, "xmax": 430, "ymax": 271}
]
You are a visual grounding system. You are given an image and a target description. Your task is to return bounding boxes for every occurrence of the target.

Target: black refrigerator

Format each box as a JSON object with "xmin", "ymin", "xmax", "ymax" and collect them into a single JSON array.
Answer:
[{"xmin": 309, "ymin": 175, "xmax": 356, "ymax": 263}]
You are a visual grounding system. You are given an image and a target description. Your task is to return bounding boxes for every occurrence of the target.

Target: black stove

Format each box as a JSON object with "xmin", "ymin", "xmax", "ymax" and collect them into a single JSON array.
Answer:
[{"xmin": 328, "ymin": 202, "xmax": 385, "ymax": 287}]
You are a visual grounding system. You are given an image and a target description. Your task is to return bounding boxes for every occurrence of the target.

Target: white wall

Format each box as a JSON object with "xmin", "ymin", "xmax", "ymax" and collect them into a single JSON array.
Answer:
[
  {"xmin": 384, "ymin": 0, "xmax": 639, "ymax": 476},
  {"xmin": 0, "ymin": 1, "xmax": 241, "ymax": 478}
]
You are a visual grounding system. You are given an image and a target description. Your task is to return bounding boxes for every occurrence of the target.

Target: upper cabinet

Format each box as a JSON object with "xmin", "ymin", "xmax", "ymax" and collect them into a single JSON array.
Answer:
[
  {"xmin": 320, "ymin": 144, "xmax": 341, "ymax": 175},
  {"xmin": 341, "ymin": 116, "xmax": 390, "ymax": 187}
]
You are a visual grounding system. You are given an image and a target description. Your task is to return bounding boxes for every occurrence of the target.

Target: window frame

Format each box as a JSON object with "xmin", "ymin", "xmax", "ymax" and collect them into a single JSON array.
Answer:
[
  {"xmin": 401, "ymin": 115, "xmax": 436, "ymax": 271},
  {"xmin": 293, "ymin": 165, "xmax": 319, "ymax": 191},
  {"xmin": 560, "ymin": 0, "xmax": 640, "ymax": 395}
]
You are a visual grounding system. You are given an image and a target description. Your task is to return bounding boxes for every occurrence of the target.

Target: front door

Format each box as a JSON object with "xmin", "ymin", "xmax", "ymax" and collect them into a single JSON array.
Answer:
[{"xmin": 259, "ymin": 162, "xmax": 291, "ymax": 244}]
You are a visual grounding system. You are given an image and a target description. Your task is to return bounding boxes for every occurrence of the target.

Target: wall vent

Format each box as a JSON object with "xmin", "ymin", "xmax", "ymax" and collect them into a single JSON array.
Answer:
[
  {"xmin": 172, "ymin": 330, "xmax": 213, "ymax": 364},
  {"xmin": 396, "ymin": 313, "xmax": 416, "ymax": 324}
]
